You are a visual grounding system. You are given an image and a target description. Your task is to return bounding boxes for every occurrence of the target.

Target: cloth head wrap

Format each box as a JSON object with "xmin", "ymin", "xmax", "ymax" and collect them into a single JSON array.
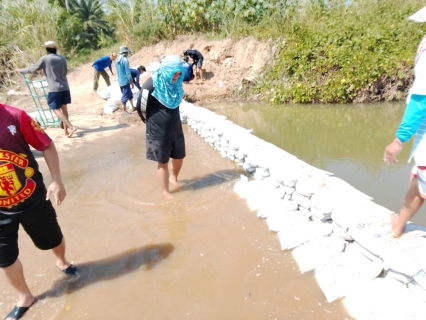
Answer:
[{"xmin": 152, "ymin": 55, "xmax": 185, "ymax": 109}]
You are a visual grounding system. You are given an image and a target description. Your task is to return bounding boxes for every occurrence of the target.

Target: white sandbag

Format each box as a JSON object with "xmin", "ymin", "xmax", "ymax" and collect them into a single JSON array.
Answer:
[
  {"xmin": 314, "ymin": 250, "xmax": 383, "ymax": 303},
  {"xmin": 257, "ymin": 200, "xmax": 299, "ymax": 218},
  {"xmin": 103, "ymin": 101, "xmax": 118, "ymax": 115},
  {"xmin": 292, "ymin": 235, "xmax": 346, "ymax": 273},
  {"xmin": 381, "ymin": 236, "xmax": 426, "ymax": 277},
  {"xmin": 408, "ymin": 280, "xmax": 426, "ymax": 303},
  {"xmin": 332, "ymin": 222, "xmax": 353, "ymax": 241},
  {"xmin": 351, "ymin": 221, "xmax": 426, "ymax": 260},
  {"xmin": 414, "ymin": 269, "xmax": 426, "ymax": 291},
  {"xmin": 291, "ymin": 192, "xmax": 311, "ymax": 210},
  {"xmin": 277, "ymin": 220, "xmax": 333, "ymax": 250},
  {"xmin": 384, "ymin": 269, "xmax": 413, "ymax": 285},
  {"xmin": 331, "ymin": 200, "xmax": 391, "ymax": 233},
  {"xmin": 98, "ymin": 86, "xmax": 111, "ymax": 99},
  {"xmin": 295, "ymin": 176, "xmax": 327, "ymax": 197},
  {"xmin": 266, "ymin": 209, "xmax": 312, "ymax": 232},
  {"xmin": 311, "ymin": 205, "xmax": 331, "ymax": 221},
  {"xmin": 344, "ymin": 277, "xmax": 426, "ymax": 320}
]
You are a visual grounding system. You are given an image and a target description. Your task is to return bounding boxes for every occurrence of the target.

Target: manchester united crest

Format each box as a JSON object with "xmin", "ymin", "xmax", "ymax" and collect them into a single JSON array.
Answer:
[{"xmin": 0, "ymin": 150, "xmax": 35, "ymax": 208}]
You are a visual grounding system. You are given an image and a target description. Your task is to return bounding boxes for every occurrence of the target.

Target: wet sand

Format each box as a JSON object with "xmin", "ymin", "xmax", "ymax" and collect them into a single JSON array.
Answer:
[{"xmin": 0, "ymin": 123, "xmax": 352, "ymax": 319}]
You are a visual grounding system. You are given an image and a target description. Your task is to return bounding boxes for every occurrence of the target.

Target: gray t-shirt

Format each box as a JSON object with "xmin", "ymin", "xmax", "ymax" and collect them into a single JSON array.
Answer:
[{"xmin": 20, "ymin": 53, "xmax": 69, "ymax": 92}]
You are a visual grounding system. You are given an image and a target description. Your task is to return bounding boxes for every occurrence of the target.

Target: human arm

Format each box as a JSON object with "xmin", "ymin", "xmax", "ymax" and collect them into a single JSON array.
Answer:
[
  {"xmin": 43, "ymin": 142, "xmax": 66, "ymax": 205},
  {"xmin": 18, "ymin": 111, "xmax": 66, "ymax": 204},
  {"xmin": 136, "ymin": 77, "xmax": 153, "ymax": 123},
  {"xmin": 134, "ymin": 72, "xmax": 141, "ymax": 90},
  {"xmin": 384, "ymin": 95, "xmax": 426, "ymax": 164},
  {"xmin": 16, "ymin": 56, "xmax": 45, "ymax": 74},
  {"xmin": 109, "ymin": 64, "xmax": 114, "ymax": 76}
]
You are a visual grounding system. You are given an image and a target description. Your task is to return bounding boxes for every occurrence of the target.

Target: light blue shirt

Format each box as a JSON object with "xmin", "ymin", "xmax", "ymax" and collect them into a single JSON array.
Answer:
[{"xmin": 116, "ymin": 56, "xmax": 131, "ymax": 87}]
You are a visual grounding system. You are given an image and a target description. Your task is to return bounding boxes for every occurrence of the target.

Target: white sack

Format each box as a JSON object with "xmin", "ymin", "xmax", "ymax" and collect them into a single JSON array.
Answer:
[{"xmin": 292, "ymin": 235, "xmax": 346, "ymax": 273}]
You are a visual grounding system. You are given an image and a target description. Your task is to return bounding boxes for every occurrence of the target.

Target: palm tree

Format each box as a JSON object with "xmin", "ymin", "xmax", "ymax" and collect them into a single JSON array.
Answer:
[{"xmin": 68, "ymin": 0, "xmax": 113, "ymax": 49}]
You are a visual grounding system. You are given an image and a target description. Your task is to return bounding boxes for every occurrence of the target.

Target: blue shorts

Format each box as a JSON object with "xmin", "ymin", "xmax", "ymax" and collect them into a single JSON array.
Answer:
[
  {"xmin": 47, "ymin": 90, "xmax": 71, "ymax": 110},
  {"xmin": 120, "ymin": 84, "xmax": 133, "ymax": 105}
]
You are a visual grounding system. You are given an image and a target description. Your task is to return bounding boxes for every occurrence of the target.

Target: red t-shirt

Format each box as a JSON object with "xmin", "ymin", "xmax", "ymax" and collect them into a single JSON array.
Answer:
[{"xmin": 0, "ymin": 103, "xmax": 51, "ymax": 213}]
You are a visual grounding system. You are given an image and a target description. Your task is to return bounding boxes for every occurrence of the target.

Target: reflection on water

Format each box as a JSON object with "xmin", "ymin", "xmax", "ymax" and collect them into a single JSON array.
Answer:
[{"xmin": 201, "ymin": 101, "xmax": 426, "ymax": 226}]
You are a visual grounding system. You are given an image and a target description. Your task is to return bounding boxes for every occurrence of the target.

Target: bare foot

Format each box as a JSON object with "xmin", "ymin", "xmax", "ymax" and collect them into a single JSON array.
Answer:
[
  {"xmin": 67, "ymin": 127, "xmax": 77, "ymax": 138},
  {"xmin": 390, "ymin": 212, "xmax": 405, "ymax": 238},
  {"xmin": 163, "ymin": 191, "xmax": 173, "ymax": 199},
  {"xmin": 169, "ymin": 177, "xmax": 178, "ymax": 184}
]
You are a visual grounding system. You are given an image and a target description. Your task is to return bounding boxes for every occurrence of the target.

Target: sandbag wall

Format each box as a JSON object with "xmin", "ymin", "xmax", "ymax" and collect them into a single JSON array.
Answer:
[{"xmin": 180, "ymin": 100, "xmax": 426, "ymax": 319}]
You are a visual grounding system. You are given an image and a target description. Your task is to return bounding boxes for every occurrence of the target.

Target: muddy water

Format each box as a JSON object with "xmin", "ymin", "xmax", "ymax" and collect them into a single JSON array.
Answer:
[
  {"xmin": 0, "ymin": 124, "xmax": 352, "ymax": 319},
  {"xmin": 201, "ymin": 100, "xmax": 426, "ymax": 227}
]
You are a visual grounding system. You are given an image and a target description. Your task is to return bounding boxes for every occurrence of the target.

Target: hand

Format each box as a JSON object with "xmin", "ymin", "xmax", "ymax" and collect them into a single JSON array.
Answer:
[
  {"xmin": 15, "ymin": 69, "xmax": 21, "ymax": 73},
  {"xmin": 131, "ymin": 83, "xmax": 134, "ymax": 89},
  {"xmin": 46, "ymin": 180, "xmax": 67, "ymax": 205},
  {"xmin": 384, "ymin": 138, "xmax": 404, "ymax": 165}
]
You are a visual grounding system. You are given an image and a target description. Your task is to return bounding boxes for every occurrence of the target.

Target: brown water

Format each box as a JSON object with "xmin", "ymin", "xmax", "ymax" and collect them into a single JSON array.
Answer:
[
  {"xmin": 0, "ymin": 123, "xmax": 352, "ymax": 319},
  {"xmin": 201, "ymin": 100, "xmax": 426, "ymax": 227}
]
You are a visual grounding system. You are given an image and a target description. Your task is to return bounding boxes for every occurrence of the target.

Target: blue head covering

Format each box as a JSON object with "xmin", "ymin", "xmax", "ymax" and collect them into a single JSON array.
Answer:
[{"xmin": 152, "ymin": 55, "xmax": 185, "ymax": 109}]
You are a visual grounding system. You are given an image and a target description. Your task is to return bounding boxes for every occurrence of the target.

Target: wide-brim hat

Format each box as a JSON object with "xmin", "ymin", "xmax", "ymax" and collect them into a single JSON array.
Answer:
[
  {"xmin": 42, "ymin": 41, "xmax": 58, "ymax": 49},
  {"xmin": 118, "ymin": 46, "xmax": 132, "ymax": 54},
  {"xmin": 409, "ymin": 6, "xmax": 426, "ymax": 23}
]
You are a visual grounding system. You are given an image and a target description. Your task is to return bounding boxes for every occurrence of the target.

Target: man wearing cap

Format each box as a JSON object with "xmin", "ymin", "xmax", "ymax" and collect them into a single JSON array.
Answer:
[
  {"xmin": 384, "ymin": 7, "xmax": 426, "ymax": 237},
  {"xmin": 92, "ymin": 53, "xmax": 118, "ymax": 93},
  {"xmin": 116, "ymin": 46, "xmax": 135, "ymax": 114},
  {"xmin": 17, "ymin": 41, "xmax": 77, "ymax": 138},
  {"xmin": 182, "ymin": 49, "xmax": 204, "ymax": 81}
]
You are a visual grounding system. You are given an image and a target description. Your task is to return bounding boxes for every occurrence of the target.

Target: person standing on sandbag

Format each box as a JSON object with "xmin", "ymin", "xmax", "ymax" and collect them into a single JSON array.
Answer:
[
  {"xmin": 92, "ymin": 53, "xmax": 117, "ymax": 94},
  {"xmin": 135, "ymin": 55, "xmax": 185, "ymax": 199},
  {"xmin": 384, "ymin": 6, "xmax": 426, "ymax": 238}
]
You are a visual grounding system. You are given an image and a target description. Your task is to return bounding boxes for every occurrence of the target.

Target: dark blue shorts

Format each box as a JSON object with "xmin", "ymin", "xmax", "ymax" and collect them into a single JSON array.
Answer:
[
  {"xmin": 146, "ymin": 134, "xmax": 186, "ymax": 164},
  {"xmin": 0, "ymin": 199, "xmax": 63, "ymax": 268},
  {"xmin": 120, "ymin": 84, "xmax": 133, "ymax": 105},
  {"xmin": 47, "ymin": 90, "xmax": 71, "ymax": 110}
]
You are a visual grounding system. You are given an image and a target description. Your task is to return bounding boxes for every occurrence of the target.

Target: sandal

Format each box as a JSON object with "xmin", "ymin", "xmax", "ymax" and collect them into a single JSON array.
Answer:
[{"xmin": 58, "ymin": 264, "xmax": 79, "ymax": 277}]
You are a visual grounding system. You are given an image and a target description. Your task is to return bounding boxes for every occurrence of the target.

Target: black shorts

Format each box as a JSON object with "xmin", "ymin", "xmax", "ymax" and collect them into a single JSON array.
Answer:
[
  {"xmin": 146, "ymin": 135, "xmax": 186, "ymax": 164},
  {"xmin": 47, "ymin": 90, "xmax": 71, "ymax": 110},
  {"xmin": 0, "ymin": 200, "xmax": 63, "ymax": 268}
]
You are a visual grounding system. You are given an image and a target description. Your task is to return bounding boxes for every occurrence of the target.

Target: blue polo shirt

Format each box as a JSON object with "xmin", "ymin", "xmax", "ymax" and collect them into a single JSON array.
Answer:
[{"xmin": 93, "ymin": 56, "xmax": 113, "ymax": 74}]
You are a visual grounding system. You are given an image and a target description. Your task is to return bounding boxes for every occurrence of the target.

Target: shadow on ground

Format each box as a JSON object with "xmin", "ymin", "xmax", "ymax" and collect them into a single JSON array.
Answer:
[{"xmin": 37, "ymin": 243, "xmax": 174, "ymax": 299}]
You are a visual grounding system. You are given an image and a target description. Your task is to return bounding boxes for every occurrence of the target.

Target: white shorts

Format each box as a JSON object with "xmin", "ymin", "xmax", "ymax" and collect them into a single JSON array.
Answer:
[{"xmin": 411, "ymin": 165, "xmax": 426, "ymax": 198}]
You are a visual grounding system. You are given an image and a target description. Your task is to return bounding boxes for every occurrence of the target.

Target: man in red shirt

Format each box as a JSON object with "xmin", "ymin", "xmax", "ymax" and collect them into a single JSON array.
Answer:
[{"xmin": 0, "ymin": 103, "xmax": 77, "ymax": 320}]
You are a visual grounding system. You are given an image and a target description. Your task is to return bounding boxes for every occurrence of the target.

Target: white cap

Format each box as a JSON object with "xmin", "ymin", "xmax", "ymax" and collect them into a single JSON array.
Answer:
[
  {"xmin": 408, "ymin": 6, "xmax": 426, "ymax": 23},
  {"xmin": 42, "ymin": 41, "xmax": 58, "ymax": 48}
]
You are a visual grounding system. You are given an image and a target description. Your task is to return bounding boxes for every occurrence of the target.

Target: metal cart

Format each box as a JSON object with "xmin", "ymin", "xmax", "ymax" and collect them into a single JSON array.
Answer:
[{"xmin": 22, "ymin": 74, "xmax": 61, "ymax": 128}]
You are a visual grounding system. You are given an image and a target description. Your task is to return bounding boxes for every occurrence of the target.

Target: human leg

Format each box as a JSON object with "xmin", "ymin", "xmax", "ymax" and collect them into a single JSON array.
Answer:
[
  {"xmin": 391, "ymin": 176, "xmax": 425, "ymax": 237},
  {"xmin": 170, "ymin": 159, "xmax": 183, "ymax": 183},
  {"xmin": 93, "ymin": 69, "xmax": 101, "ymax": 91},
  {"xmin": 48, "ymin": 91, "xmax": 76, "ymax": 137},
  {"xmin": 0, "ymin": 213, "xmax": 35, "ymax": 315},
  {"xmin": 2, "ymin": 259, "xmax": 36, "ymax": 309},
  {"xmin": 157, "ymin": 162, "xmax": 172, "ymax": 198},
  {"xmin": 100, "ymin": 70, "xmax": 111, "ymax": 87}
]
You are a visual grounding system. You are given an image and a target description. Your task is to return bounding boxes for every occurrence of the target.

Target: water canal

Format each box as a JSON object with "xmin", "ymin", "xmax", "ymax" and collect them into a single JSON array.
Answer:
[{"xmin": 200, "ymin": 100, "xmax": 426, "ymax": 227}]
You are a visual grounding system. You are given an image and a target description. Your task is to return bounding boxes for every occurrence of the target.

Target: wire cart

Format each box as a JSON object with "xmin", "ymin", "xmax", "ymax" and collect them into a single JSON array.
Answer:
[{"xmin": 22, "ymin": 74, "xmax": 61, "ymax": 128}]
